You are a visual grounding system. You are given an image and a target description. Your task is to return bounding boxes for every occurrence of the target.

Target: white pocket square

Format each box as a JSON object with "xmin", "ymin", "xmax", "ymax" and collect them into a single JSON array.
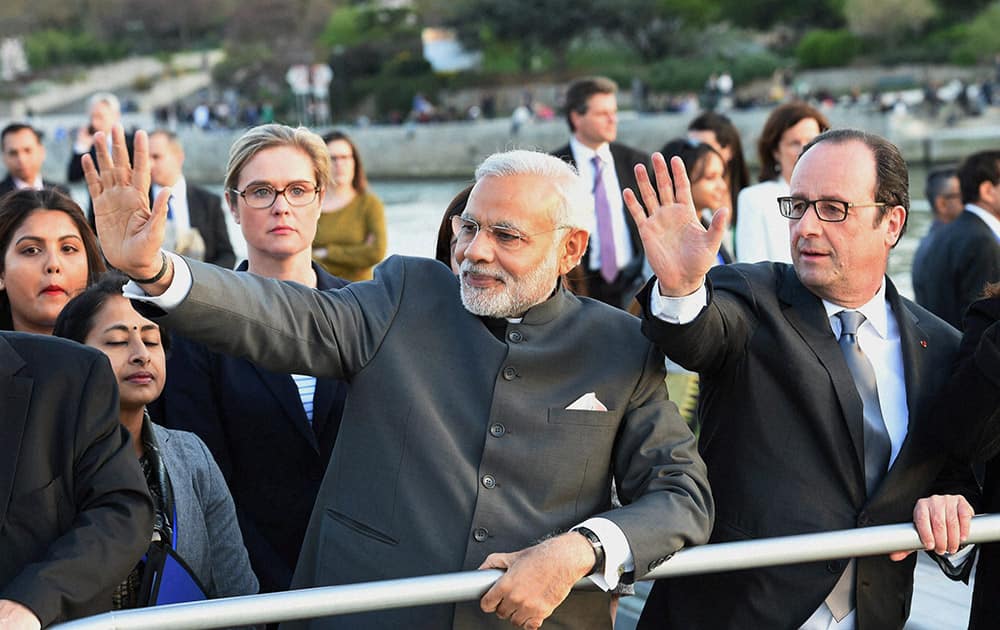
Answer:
[{"xmin": 566, "ymin": 392, "xmax": 608, "ymax": 411}]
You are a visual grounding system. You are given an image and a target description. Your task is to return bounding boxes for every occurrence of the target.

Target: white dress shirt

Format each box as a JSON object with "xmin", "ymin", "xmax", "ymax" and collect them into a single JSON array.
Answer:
[
  {"xmin": 965, "ymin": 203, "xmax": 1000, "ymax": 241},
  {"xmin": 127, "ymin": 253, "xmax": 636, "ymax": 590},
  {"xmin": 12, "ymin": 175, "xmax": 43, "ymax": 190},
  {"xmin": 735, "ymin": 178, "xmax": 792, "ymax": 263},
  {"xmin": 570, "ymin": 137, "xmax": 635, "ymax": 273},
  {"xmin": 152, "ymin": 175, "xmax": 193, "ymax": 234}
]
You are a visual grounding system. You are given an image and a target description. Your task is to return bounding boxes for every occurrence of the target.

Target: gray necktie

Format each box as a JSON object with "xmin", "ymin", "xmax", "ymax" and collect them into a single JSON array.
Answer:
[{"xmin": 825, "ymin": 310, "xmax": 892, "ymax": 622}]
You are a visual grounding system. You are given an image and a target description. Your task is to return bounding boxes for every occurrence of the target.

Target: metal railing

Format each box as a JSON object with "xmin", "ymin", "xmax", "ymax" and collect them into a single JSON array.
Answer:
[{"xmin": 52, "ymin": 514, "xmax": 1000, "ymax": 630}]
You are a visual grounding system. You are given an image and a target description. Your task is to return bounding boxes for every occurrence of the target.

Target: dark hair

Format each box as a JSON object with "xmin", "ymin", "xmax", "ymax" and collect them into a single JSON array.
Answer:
[
  {"xmin": 688, "ymin": 111, "xmax": 749, "ymax": 218},
  {"xmin": 563, "ymin": 76, "xmax": 617, "ymax": 133},
  {"xmin": 757, "ymin": 102, "xmax": 830, "ymax": 182},
  {"xmin": 321, "ymin": 130, "xmax": 368, "ymax": 194},
  {"xmin": 957, "ymin": 150, "xmax": 1000, "ymax": 206},
  {"xmin": 53, "ymin": 270, "xmax": 170, "ymax": 352},
  {"xmin": 925, "ymin": 166, "xmax": 958, "ymax": 216},
  {"xmin": 1, "ymin": 123, "xmax": 43, "ymax": 150},
  {"xmin": 659, "ymin": 138, "xmax": 725, "ymax": 194},
  {"xmin": 0, "ymin": 189, "xmax": 106, "ymax": 330},
  {"xmin": 800, "ymin": 128, "xmax": 910, "ymax": 242},
  {"xmin": 435, "ymin": 184, "xmax": 473, "ymax": 267}
]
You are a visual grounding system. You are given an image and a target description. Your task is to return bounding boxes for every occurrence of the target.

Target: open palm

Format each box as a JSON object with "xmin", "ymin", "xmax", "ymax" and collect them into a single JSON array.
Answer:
[
  {"xmin": 84, "ymin": 126, "xmax": 170, "ymax": 279},
  {"xmin": 623, "ymin": 153, "xmax": 729, "ymax": 297}
]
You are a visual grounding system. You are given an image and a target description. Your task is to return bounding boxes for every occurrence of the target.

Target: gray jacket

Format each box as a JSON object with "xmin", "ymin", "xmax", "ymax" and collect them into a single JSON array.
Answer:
[
  {"xmin": 153, "ymin": 424, "xmax": 258, "ymax": 599},
  {"xmin": 156, "ymin": 255, "xmax": 713, "ymax": 630}
]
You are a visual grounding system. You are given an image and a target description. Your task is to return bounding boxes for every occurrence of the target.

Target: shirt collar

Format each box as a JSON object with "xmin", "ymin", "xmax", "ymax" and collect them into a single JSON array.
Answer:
[
  {"xmin": 965, "ymin": 204, "xmax": 1000, "ymax": 240},
  {"xmin": 153, "ymin": 175, "xmax": 187, "ymax": 200},
  {"xmin": 12, "ymin": 175, "xmax": 43, "ymax": 190},
  {"xmin": 570, "ymin": 136, "xmax": 611, "ymax": 165},
  {"xmin": 823, "ymin": 280, "xmax": 889, "ymax": 340}
]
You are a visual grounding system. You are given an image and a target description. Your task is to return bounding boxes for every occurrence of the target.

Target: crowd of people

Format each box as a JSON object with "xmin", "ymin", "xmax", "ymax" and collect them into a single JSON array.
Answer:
[{"xmin": 0, "ymin": 74, "xmax": 998, "ymax": 630}]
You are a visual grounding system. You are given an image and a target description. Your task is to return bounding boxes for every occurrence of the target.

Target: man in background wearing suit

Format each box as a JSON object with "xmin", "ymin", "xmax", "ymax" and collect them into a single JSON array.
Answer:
[
  {"xmin": 0, "ymin": 332, "xmax": 152, "ymax": 629},
  {"xmin": 90, "ymin": 126, "xmax": 713, "ymax": 630},
  {"xmin": 912, "ymin": 166, "xmax": 962, "ymax": 308},
  {"xmin": 148, "ymin": 130, "xmax": 235, "ymax": 268},
  {"xmin": 552, "ymin": 76, "xmax": 650, "ymax": 309},
  {"xmin": 629, "ymin": 129, "xmax": 970, "ymax": 629},
  {"xmin": 912, "ymin": 150, "xmax": 1000, "ymax": 329},
  {"xmin": 0, "ymin": 124, "xmax": 69, "ymax": 197}
]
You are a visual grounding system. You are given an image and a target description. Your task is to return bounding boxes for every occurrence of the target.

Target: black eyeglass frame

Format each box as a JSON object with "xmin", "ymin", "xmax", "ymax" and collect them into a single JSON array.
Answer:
[{"xmin": 777, "ymin": 196, "xmax": 888, "ymax": 223}]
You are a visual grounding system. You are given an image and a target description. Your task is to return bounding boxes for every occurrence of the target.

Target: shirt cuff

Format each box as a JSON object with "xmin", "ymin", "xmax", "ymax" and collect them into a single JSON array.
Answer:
[
  {"xmin": 575, "ymin": 517, "xmax": 634, "ymax": 591},
  {"xmin": 122, "ymin": 251, "xmax": 192, "ymax": 309},
  {"xmin": 649, "ymin": 279, "xmax": 708, "ymax": 325}
]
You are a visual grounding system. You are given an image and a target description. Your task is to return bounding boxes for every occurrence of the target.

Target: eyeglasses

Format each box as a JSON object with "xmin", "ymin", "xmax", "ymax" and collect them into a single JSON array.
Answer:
[
  {"xmin": 329, "ymin": 154, "xmax": 354, "ymax": 162},
  {"xmin": 451, "ymin": 215, "xmax": 569, "ymax": 251},
  {"xmin": 229, "ymin": 182, "xmax": 320, "ymax": 209},
  {"xmin": 777, "ymin": 196, "xmax": 887, "ymax": 223}
]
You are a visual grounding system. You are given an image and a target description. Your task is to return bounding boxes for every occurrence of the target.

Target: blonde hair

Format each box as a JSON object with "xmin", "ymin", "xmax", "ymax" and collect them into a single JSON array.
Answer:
[{"xmin": 224, "ymin": 124, "xmax": 332, "ymax": 206}]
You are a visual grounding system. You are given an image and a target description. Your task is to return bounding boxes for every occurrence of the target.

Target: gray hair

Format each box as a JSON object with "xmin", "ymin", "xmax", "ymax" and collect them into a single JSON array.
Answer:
[
  {"xmin": 474, "ymin": 150, "xmax": 593, "ymax": 230},
  {"xmin": 88, "ymin": 92, "xmax": 121, "ymax": 116}
]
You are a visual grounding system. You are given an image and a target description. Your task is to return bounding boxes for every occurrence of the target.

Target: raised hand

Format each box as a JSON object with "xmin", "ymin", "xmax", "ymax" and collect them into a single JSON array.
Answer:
[
  {"xmin": 83, "ymin": 126, "xmax": 171, "ymax": 281},
  {"xmin": 623, "ymin": 153, "xmax": 729, "ymax": 297}
]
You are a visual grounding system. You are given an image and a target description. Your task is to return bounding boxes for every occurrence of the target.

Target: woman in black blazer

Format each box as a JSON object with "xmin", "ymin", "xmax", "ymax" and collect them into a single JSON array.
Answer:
[{"xmin": 150, "ymin": 124, "xmax": 350, "ymax": 593}]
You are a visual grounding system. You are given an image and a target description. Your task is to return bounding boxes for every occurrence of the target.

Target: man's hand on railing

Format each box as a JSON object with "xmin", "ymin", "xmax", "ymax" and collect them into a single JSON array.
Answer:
[
  {"xmin": 0, "ymin": 599, "xmax": 41, "ymax": 630},
  {"xmin": 478, "ymin": 532, "xmax": 596, "ymax": 629},
  {"xmin": 889, "ymin": 494, "xmax": 974, "ymax": 561}
]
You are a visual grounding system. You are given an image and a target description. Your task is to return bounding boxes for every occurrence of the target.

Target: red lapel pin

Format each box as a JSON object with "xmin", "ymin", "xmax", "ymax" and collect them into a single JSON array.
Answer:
[{"xmin": 919, "ymin": 340, "xmax": 928, "ymax": 348}]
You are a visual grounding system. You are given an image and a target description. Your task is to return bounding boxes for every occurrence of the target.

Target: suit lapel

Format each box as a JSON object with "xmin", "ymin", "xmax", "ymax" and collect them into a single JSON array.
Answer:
[
  {"xmin": 0, "ymin": 337, "xmax": 30, "ymax": 526},
  {"xmin": 255, "ymin": 366, "xmax": 320, "ymax": 453},
  {"xmin": 778, "ymin": 268, "xmax": 866, "ymax": 486}
]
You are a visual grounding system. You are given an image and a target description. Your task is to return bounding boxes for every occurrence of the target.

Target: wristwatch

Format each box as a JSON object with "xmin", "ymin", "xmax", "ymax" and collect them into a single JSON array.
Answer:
[{"xmin": 573, "ymin": 526, "xmax": 606, "ymax": 576}]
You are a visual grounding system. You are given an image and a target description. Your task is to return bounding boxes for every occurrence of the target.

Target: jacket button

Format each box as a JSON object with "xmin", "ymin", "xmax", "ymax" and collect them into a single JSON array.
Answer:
[
  {"xmin": 508, "ymin": 330, "xmax": 523, "ymax": 343},
  {"xmin": 482, "ymin": 474, "xmax": 496, "ymax": 489},
  {"xmin": 502, "ymin": 366, "xmax": 517, "ymax": 380},
  {"xmin": 857, "ymin": 514, "xmax": 871, "ymax": 526},
  {"xmin": 826, "ymin": 560, "xmax": 844, "ymax": 573},
  {"xmin": 489, "ymin": 423, "xmax": 506, "ymax": 437},
  {"xmin": 473, "ymin": 527, "xmax": 489, "ymax": 542}
]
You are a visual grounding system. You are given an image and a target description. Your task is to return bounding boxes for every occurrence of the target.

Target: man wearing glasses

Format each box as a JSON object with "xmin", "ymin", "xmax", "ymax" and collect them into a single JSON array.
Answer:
[
  {"xmin": 88, "ymin": 127, "xmax": 713, "ymax": 630},
  {"xmin": 628, "ymin": 129, "xmax": 972, "ymax": 630}
]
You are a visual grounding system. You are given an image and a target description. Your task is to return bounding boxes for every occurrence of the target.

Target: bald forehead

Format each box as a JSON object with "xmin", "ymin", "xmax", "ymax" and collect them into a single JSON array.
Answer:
[
  {"xmin": 149, "ymin": 132, "xmax": 183, "ymax": 154},
  {"xmin": 791, "ymin": 139, "xmax": 876, "ymax": 197},
  {"xmin": 468, "ymin": 174, "xmax": 560, "ymax": 225}
]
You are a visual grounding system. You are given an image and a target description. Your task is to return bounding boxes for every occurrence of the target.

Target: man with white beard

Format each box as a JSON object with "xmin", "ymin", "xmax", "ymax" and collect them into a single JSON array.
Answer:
[{"xmin": 89, "ymin": 127, "xmax": 713, "ymax": 630}]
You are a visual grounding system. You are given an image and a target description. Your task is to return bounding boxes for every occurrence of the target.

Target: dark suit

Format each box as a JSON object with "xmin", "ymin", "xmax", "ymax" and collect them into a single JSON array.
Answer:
[
  {"xmin": 551, "ymin": 142, "xmax": 650, "ymax": 308},
  {"xmin": 0, "ymin": 175, "xmax": 70, "ymax": 198},
  {"xmin": 0, "ymin": 332, "xmax": 153, "ymax": 627},
  {"xmin": 944, "ymin": 297, "xmax": 1000, "ymax": 630},
  {"xmin": 150, "ymin": 262, "xmax": 347, "ymax": 593},
  {"xmin": 155, "ymin": 185, "xmax": 236, "ymax": 269},
  {"xmin": 636, "ymin": 263, "xmax": 965, "ymax": 630},
  {"xmin": 150, "ymin": 255, "xmax": 712, "ymax": 630},
  {"xmin": 912, "ymin": 209, "xmax": 1000, "ymax": 329}
]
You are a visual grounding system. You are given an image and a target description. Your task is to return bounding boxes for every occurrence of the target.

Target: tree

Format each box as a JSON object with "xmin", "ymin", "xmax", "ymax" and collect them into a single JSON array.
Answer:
[{"xmin": 843, "ymin": 0, "xmax": 937, "ymax": 40}]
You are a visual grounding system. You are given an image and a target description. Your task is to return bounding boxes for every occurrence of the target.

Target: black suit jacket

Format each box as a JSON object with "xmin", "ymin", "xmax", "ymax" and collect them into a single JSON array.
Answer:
[
  {"xmin": 0, "ymin": 333, "xmax": 152, "ymax": 626},
  {"xmin": 153, "ymin": 185, "xmax": 236, "ymax": 269},
  {"xmin": 150, "ymin": 262, "xmax": 348, "ymax": 593},
  {"xmin": 0, "ymin": 175, "xmax": 70, "ymax": 198},
  {"xmin": 551, "ymin": 142, "xmax": 650, "ymax": 308},
  {"xmin": 635, "ymin": 263, "xmax": 966, "ymax": 630},
  {"xmin": 942, "ymin": 297, "xmax": 1000, "ymax": 629},
  {"xmin": 912, "ymin": 210, "xmax": 1000, "ymax": 329}
]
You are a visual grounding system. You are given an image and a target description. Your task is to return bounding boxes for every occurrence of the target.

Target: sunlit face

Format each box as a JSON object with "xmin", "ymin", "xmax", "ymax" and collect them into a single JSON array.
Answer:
[
  {"xmin": 789, "ymin": 140, "xmax": 905, "ymax": 308},
  {"xmin": 775, "ymin": 117, "xmax": 822, "ymax": 183},
  {"xmin": 229, "ymin": 146, "xmax": 321, "ymax": 262},
  {"xmin": 688, "ymin": 130, "xmax": 732, "ymax": 164},
  {"xmin": 455, "ymin": 174, "xmax": 582, "ymax": 318},
  {"xmin": 2, "ymin": 129, "xmax": 46, "ymax": 184},
  {"xmin": 1, "ymin": 209, "xmax": 90, "ymax": 334},
  {"xmin": 571, "ymin": 93, "xmax": 618, "ymax": 149},
  {"xmin": 89, "ymin": 101, "xmax": 118, "ymax": 135},
  {"xmin": 690, "ymin": 152, "xmax": 729, "ymax": 213},
  {"xmin": 84, "ymin": 295, "xmax": 165, "ymax": 411},
  {"xmin": 148, "ymin": 133, "xmax": 184, "ymax": 187},
  {"xmin": 327, "ymin": 139, "xmax": 356, "ymax": 189}
]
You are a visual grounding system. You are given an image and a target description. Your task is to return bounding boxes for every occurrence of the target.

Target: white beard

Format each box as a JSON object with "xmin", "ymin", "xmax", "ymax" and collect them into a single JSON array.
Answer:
[{"xmin": 459, "ymin": 247, "xmax": 560, "ymax": 318}]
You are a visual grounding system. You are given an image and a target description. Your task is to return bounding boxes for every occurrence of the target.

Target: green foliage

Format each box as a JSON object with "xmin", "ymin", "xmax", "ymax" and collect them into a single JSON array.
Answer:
[
  {"xmin": 321, "ymin": 3, "xmax": 420, "ymax": 49},
  {"xmin": 644, "ymin": 50, "xmax": 783, "ymax": 92},
  {"xmin": 795, "ymin": 29, "xmax": 861, "ymax": 68},
  {"xmin": 952, "ymin": 1, "xmax": 1000, "ymax": 64},
  {"xmin": 24, "ymin": 29, "xmax": 125, "ymax": 69}
]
